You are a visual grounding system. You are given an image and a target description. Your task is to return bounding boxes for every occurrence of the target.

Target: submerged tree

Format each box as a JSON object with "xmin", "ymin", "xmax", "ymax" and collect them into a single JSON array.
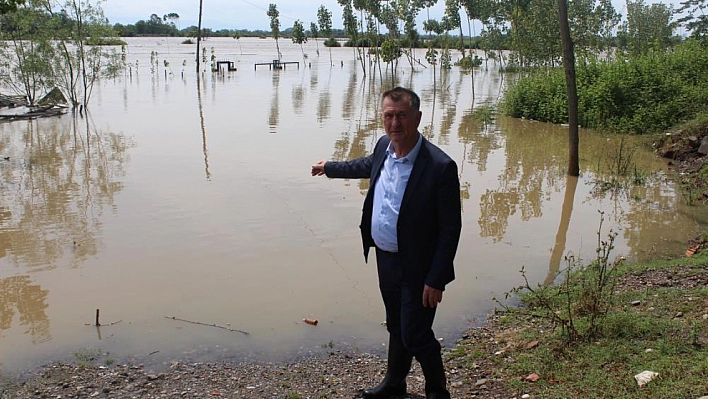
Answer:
[
  {"xmin": 292, "ymin": 19, "xmax": 307, "ymax": 58},
  {"xmin": 54, "ymin": 0, "xmax": 122, "ymax": 109},
  {"xmin": 317, "ymin": 5, "xmax": 333, "ymax": 65},
  {"xmin": 1, "ymin": 0, "xmax": 123, "ymax": 109},
  {"xmin": 197, "ymin": 0, "xmax": 203, "ymax": 72},
  {"xmin": 310, "ymin": 22, "xmax": 320, "ymax": 55},
  {"xmin": 0, "ymin": 4, "xmax": 56, "ymax": 105},
  {"xmin": 267, "ymin": 3, "xmax": 282, "ymax": 61},
  {"xmin": 339, "ymin": 0, "xmax": 363, "ymax": 73},
  {"xmin": 233, "ymin": 31, "xmax": 243, "ymax": 55}
]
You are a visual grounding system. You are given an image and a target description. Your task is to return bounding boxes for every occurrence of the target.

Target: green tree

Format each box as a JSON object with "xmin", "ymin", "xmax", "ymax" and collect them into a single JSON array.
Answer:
[
  {"xmin": 310, "ymin": 22, "xmax": 320, "ymax": 55},
  {"xmin": 63, "ymin": 0, "xmax": 122, "ymax": 108},
  {"xmin": 381, "ymin": 38, "xmax": 402, "ymax": 78},
  {"xmin": 292, "ymin": 19, "xmax": 307, "ymax": 58},
  {"xmin": 267, "ymin": 3, "xmax": 281, "ymax": 61},
  {"xmin": 0, "ymin": 0, "xmax": 24, "ymax": 14},
  {"xmin": 677, "ymin": 0, "xmax": 708, "ymax": 39},
  {"xmin": 619, "ymin": 0, "xmax": 676, "ymax": 55},
  {"xmin": 0, "ymin": 4, "xmax": 56, "ymax": 105},
  {"xmin": 163, "ymin": 12, "xmax": 179, "ymax": 30},
  {"xmin": 30, "ymin": 0, "xmax": 123, "ymax": 109},
  {"xmin": 593, "ymin": 0, "xmax": 621, "ymax": 54},
  {"xmin": 233, "ymin": 31, "xmax": 243, "ymax": 55},
  {"xmin": 396, "ymin": 0, "xmax": 422, "ymax": 68},
  {"xmin": 477, "ymin": 0, "xmax": 508, "ymax": 68},
  {"xmin": 443, "ymin": 0, "xmax": 465, "ymax": 57},
  {"xmin": 317, "ymin": 5, "xmax": 333, "ymax": 64},
  {"xmin": 517, "ymin": 0, "xmax": 560, "ymax": 66},
  {"xmin": 339, "ymin": 0, "xmax": 364, "ymax": 73}
]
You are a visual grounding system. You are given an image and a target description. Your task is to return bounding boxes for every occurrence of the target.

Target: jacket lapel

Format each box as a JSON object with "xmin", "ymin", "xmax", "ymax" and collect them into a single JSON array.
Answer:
[{"xmin": 399, "ymin": 138, "xmax": 430, "ymax": 215}]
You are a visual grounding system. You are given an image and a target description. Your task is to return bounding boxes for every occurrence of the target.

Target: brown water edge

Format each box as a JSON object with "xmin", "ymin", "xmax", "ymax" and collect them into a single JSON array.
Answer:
[{"xmin": 1, "ymin": 37, "xmax": 707, "ymax": 376}]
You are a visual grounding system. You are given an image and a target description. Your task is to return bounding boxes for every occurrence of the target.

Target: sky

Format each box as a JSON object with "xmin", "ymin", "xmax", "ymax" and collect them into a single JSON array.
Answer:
[{"xmin": 101, "ymin": 0, "xmax": 684, "ymax": 33}]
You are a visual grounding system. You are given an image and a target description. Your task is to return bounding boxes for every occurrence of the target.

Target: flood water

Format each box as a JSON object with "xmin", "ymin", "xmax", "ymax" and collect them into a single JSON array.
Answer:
[{"xmin": 1, "ymin": 37, "xmax": 707, "ymax": 375}]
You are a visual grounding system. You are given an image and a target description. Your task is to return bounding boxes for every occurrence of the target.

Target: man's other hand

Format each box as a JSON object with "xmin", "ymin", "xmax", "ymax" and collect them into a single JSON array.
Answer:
[{"xmin": 423, "ymin": 285, "xmax": 443, "ymax": 308}]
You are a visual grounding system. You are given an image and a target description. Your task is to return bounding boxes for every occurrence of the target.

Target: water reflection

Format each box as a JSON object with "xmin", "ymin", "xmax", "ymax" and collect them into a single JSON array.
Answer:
[
  {"xmin": 436, "ymin": 72, "xmax": 465, "ymax": 145},
  {"xmin": 317, "ymin": 73, "xmax": 331, "ymax": 123},
  {"xmin": 547, "ymin": 175, "xmax": 579, "ymax": 284},
  {"xmin": 457, "ymin": 109, "xmax": 502, "ymax": 174},
  {"xmin": 0, "ymin": 276, "xmax": 50, "ymax": 344},
  {"xmin": 197, "ymin": 75, "xmax": 212, "ymax": 180},
  {"xmin": 292, "ymin": 85, "xmax": 305, "ymax": 115},
  {"xmin": 269, "ymin": 70, "xmax": 280, "ymax": 132},
  {"xmin": 0, "ymin": 116, "xmax": 130, "ymax": 270}
]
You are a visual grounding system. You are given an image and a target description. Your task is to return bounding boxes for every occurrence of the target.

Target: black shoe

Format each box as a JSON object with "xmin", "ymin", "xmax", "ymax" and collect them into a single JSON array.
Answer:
[
  {"xmin": 362, "ymin": 380, "xmax": 406, "ymax": 398},
  {"xmin": 363, "ymin": 334, "xmax": 412, "ymax": 398},
  {"xmin": 417, "ymin": 352, "xmax": 450, "ymax": 399}
]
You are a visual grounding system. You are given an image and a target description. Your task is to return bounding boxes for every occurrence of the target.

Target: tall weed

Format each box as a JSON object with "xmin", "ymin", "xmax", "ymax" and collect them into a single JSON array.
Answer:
[{"xmin": 500, "ymin": 212, "xmax": 623, "ymax": 344}]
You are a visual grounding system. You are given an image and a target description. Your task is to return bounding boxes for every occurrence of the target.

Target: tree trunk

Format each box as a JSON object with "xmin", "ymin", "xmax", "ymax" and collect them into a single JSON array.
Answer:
[
  {"xmin": 196, "ymin": 0, "xmax": 203, "ymax": 73},
  {"xmin": 557, "ymin": 0, "xmax": 580, "ymax": 176}
]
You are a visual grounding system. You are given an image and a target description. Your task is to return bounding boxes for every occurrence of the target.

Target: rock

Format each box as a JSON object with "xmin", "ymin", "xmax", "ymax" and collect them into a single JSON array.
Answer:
[
  {"xmin": 524, "ymin": 373, "xmax": 540, "ymax": 382},
  {"xmin": 522, "ymin": 394, "xmax": 531, "ymax": 399},
  {"xmin": 631, "ymin": 300, "xmax": 641, "ymax": 306},
  {"xmin": 634, "ymin": 370, "xmax": 659, "ymax": 387},
  {"xmin": 475, "ymin": 378, "xmax": 488, "ymax": 387},
  {"xmin": 699, "ymin": 137, "xmax": 708, "ymax": 155}
]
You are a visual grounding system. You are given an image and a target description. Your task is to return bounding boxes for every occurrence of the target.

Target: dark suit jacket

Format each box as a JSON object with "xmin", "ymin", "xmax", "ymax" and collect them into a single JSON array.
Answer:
[{"xmin": 324, "ymin": 134, "xmax": 462, "ymax": 291}]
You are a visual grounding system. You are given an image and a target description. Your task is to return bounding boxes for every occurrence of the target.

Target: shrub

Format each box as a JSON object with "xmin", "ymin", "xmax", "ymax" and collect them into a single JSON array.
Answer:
[{"xmin": 502, "ymin": 40, "xmax": 708, "ymax": 134}]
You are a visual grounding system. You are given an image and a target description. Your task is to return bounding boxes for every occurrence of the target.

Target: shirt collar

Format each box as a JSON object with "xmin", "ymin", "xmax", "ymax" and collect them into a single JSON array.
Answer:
[{"xmin": 386, "ymin": 133, "xmax": 423, "ymax": 164}]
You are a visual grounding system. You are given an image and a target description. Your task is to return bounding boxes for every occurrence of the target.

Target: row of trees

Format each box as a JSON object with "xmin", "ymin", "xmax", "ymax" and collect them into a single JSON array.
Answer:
[
  {"xmin": 113, "ymin": 13, "xmax": 180, "ymax": 37},
  {"xmin": 260, "ymin": 0, "xmax": 701, "ymax": 80},
  {"xmin": 0, "ymin": 0, "xmax": 124, "ymax": 109}
]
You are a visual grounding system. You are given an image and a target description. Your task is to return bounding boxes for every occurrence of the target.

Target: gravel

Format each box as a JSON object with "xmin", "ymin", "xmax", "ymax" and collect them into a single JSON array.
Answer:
[{"xmin": 0, "ymin": 341, "xmax": 515, "ymax": 399}]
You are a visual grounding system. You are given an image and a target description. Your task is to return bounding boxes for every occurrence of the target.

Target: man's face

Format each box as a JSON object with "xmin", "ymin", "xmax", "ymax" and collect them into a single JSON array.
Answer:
[{"xmin": 382, "ymin": 96, "xmax": 422, "ymax": 147}]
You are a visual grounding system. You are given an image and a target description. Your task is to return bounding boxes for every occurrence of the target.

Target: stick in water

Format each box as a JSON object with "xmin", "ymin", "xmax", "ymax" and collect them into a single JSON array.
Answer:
[{"xmin": 165, "ymin": 316, "xmax": 249, "ymax": 335}]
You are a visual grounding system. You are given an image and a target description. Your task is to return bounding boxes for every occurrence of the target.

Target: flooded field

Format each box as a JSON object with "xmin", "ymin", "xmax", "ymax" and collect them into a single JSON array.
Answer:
[{"xmin": 1, "ymin": 37, "xmax": 707, "ymax": 375}]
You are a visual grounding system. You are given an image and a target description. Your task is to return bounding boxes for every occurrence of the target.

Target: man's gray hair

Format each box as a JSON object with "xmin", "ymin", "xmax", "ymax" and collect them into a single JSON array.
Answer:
[{"xmin": 382, "ymin": 87, "xmax": 421, "ymax": 111}]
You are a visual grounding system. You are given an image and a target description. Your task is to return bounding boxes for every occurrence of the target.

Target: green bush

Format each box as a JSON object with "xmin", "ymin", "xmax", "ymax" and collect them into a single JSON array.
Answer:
[{"xmin": 502, "ymin": 40, "xmax": 708, "ymax": 134}]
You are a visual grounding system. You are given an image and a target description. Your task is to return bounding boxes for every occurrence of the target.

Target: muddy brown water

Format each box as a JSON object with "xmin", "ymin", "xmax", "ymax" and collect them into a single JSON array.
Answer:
[{"xmin": 1, "ymin": 37, "xmax": 706, "ymax": 375}]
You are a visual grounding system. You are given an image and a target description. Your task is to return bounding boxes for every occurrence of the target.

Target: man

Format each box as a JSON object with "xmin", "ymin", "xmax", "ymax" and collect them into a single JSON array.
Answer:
[{"xmin": 311, "ymin": 87, "xmax": 462, "ymax": 399}]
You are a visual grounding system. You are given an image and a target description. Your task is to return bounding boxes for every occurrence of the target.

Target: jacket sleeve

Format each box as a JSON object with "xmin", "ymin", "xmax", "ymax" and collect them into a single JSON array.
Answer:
[
  {"xmin": 323, "ymin": 136, "xmax": 387, "ymax": 179},
  {"xmin": 425, "ymin": 159, "xmax": 462, "ymax": 290}
]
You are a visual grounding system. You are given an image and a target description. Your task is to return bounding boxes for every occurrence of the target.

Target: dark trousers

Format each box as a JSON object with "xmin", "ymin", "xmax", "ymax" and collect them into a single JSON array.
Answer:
[{"xmin": 375, "ymin": 248, "xmax": 441, "ymax": 357}]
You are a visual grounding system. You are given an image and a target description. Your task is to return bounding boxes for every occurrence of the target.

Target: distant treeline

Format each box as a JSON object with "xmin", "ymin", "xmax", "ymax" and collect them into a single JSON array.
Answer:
[{"xmin": 111, "ymin": 13, "xmax": 350, "ymax": 40}]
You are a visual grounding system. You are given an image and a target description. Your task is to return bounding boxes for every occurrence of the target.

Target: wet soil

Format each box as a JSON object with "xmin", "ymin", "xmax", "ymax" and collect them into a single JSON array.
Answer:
[{"xmin": 655, "ymin": 124, "xmax": 708, "ymax": 202}]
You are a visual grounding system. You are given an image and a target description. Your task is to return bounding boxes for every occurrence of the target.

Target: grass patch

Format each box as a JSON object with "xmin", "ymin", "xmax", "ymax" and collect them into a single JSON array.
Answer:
[{"xmin": 450, "ymin": 245, "xmax": 708, "ymax": 399}]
